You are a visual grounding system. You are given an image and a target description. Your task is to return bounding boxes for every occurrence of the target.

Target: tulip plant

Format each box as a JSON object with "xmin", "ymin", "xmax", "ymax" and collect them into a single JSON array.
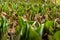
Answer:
[{"xmin": 0, "ymin": 0, "xmax": 60, "ymax": 40}]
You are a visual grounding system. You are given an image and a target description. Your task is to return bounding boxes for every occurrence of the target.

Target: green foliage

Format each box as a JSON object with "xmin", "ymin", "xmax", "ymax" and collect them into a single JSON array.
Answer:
[
  {"xmin": 9, "ymin": 2, "xmax": 16, "ymax": 11},
  {"xmin": 16, "ymin": 17, "xmax": 42, "ymax": 40},
  {"xmin": 58, "ymin": 12, "xmax": 60, "ymax": 19},
  {"xmin": 17, "ymin": 4, "xmax": 24, "ymax": 16},
  {"xmin": 54, "ymin": 31, "xmax": 60, "ymax": 40},
  {"xmin": 29, "ymin": 27, "xmax": 41, "ymax": 40},
  {"xmin": 0, "ymin": 16, "xmax": 8, "ymax": 40},
  {"xmin": 0, "ymin": 4, "xmax": 2, "ymax": 12},
  {"xmin": 2, "ymin": 2, "xmax": 9, "ymax": 13},
  {"xmin": 45, "ymin": 21, "xmax": 54, "ymax": 29},
  {"xmin": 0, "ymin": 0, "xmax": 60, "ymax": 40}
]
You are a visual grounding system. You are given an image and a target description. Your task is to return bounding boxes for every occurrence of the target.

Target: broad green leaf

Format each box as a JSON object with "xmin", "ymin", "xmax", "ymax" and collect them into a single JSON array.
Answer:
[
  {"xmin": 18, "ymin": 17, "xmax": 25, "ymax": 28},
  {"xmin": 17, "ymin": 4, "xmax": 24, "ymax": 16},
  {"xmin": 32, "ymin": 6, "xmax": 37, "ymax": 14},
  {"xmin": 38, "ymin": 5, "xmax": 42, "ymax": 13},
  {"xmin": 40, "ymin": 24, "xmax": 44, "ymax": 36},
  {"xmin": 20, "ymin": 23, "xmax": 27, "ymax": 40},
  {"xmin": 54, "ymin": 31, "xmax": 60, "ymax": 40},
  {"xmin": 2, "ymin": 2, "xmax": 9, "ymax": 12},
  {"xmin": 0, "ymin": 16, "xmax": 8, "ymax": 40},
  {"xmin": 45, "ymin": 21, "xmax": 54, "ymax": 29},
  {"xmin": 29, "ymin": 27, "xmax": 41, "ymax": 40},
  {"xmin": 35, "ymin": 22, "xmax": 43, "ymax": 36},
  {"xmin": 58, "ymin": 13, "xmax": 60, "ymax": 19},
  {"xmin": 48, "ymin": 35, "xmax": 54, "ymax": 40},
  {"xmin": 1, "ymin": 16, "xmax": 7, "ymax": 33},
  {"xmin": 49, "ymin": 26, "xmax": 54, "ymax": 35},
  {"xmin": 18, "ymin": 17, "xmax": 27, "ymax": 38},
  {"xmin": 26, "ymin": 23, "xmax": 30, "ymax": 40},
  {"xmin": 28, "ymin": 21, "xmax": 34, "ymax": 25},
  {"xmin": 52, "ymin": 6, "xmax": 56, "ymax": 12}
]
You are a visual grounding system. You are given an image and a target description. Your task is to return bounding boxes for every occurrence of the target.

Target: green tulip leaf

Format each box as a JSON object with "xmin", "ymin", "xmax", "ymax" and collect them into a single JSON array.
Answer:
[
  {"xmin": 28, "ymin": 21, "xmax": 34, "ymax": 25},
  {"xmin": 45, "ymin": 21, "xmax": 54, "ymax": 29},
  {"xmin": 29, "ymin": 27, "xmax": 41, "ymax": 40},
  {"xmin": 1, "ymin": 16, "xmax": 7, "ymax": 33},
  {"xmin": 18, "ymin": 17, "xmax": 25, "ymax": 28},
  {"xmin": 58, "ymin": 13, "xmax": 60, "ymax": 19},
  {"xmin": 17, "ymin": 4, "xmax": 24, "ymax": 16},
  {"xmin": 2, "ymin": 2, "xmax": 9, "ymax": 12},
  {"xmin": 54, "ymin": 31, "xmax": 60, "ymax": 40}
]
